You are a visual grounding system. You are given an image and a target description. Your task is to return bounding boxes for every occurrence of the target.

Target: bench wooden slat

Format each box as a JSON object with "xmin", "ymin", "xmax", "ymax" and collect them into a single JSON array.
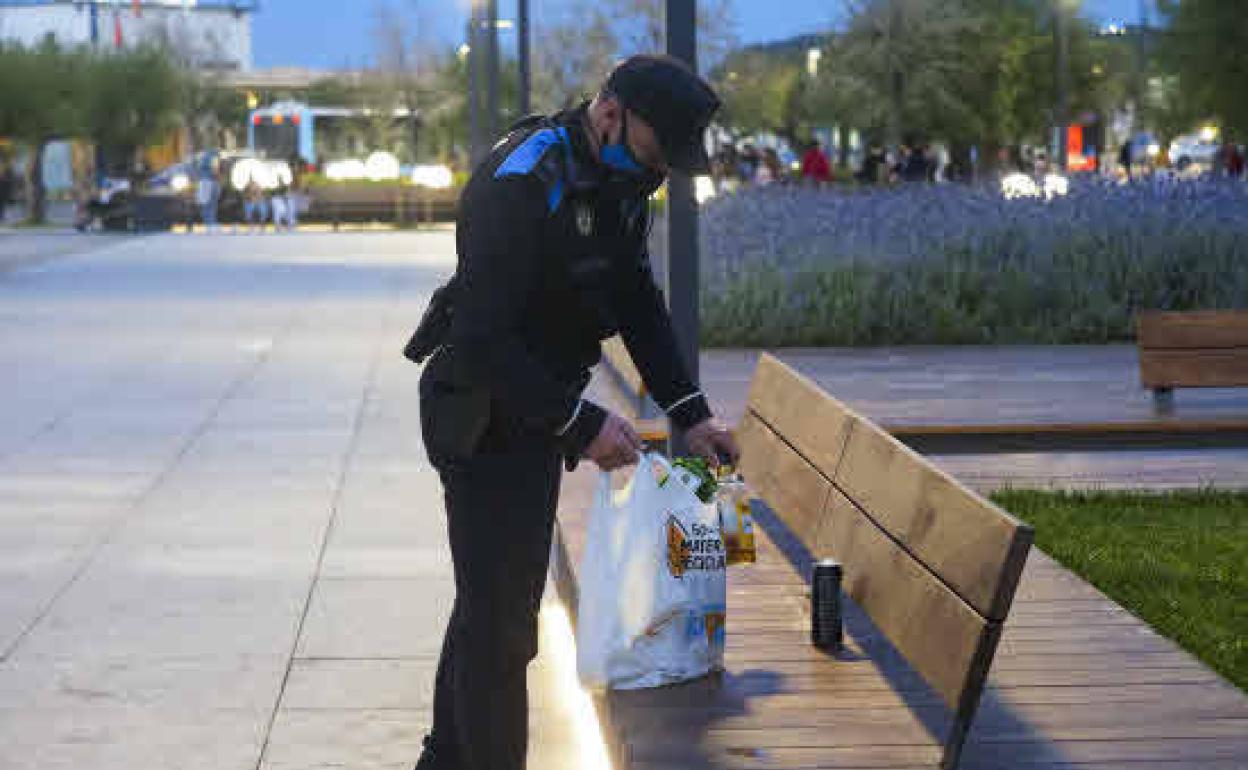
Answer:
[
  {"xmin": 736, "ymin": 412, "xmax": 831, "ymax": 547},
  {"xmin": 817, "ymin": 486, "xmax": 994, "ymax": 709},
  {"xmin": 1140, "ymin": 349, "xmax": 1248, "ymax": 389},
  {"xmin": 745, "ymin": 353, "xmax": 855, "ymax": 478},
  {"xmin": 833, "ymin": 415, "xmax": 1034, "ymax": 621},
  {"xmin": 603, "ymin": 335, "xmax": 646, "ymax": 396},
  {"xmin": 1138, "ymin": 310, "xmax": 1248, "ymax": 350}
]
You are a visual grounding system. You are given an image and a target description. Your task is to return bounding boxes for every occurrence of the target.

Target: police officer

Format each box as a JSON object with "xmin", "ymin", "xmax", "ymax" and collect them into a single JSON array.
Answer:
[{"xmin": 411, "ymin": 54, "xmax": 740, "ymax": 770}]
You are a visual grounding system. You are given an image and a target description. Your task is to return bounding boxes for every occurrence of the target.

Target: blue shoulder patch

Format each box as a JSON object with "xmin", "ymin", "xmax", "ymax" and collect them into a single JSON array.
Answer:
[{"xmin": 494, "ymin": 127, "xmax": 571, "ymax": 213}]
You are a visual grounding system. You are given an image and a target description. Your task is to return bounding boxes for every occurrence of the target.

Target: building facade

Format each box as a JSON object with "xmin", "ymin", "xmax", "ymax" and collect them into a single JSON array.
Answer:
[{"xmin": 0, "ymin": 1, "xmax": 254, "ymax": 71}]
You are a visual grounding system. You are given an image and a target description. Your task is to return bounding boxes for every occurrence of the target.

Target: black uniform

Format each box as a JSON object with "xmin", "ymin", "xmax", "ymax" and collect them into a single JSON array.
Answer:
[{"xmin": 417, "ymin": 104, "xmax": 711, "ymax": 770}]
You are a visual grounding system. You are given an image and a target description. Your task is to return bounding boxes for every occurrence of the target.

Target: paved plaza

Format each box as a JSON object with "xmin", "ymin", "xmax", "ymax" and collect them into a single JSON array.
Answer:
[{"xmin": 0, "ymin": 231, "xmax": 598, "ymax": 769}]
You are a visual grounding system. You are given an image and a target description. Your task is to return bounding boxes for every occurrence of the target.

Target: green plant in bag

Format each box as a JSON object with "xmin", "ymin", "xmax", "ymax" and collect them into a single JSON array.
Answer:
[{"xmin": 672, "ymin": 457, "xmax": 718, "ymax": 503}]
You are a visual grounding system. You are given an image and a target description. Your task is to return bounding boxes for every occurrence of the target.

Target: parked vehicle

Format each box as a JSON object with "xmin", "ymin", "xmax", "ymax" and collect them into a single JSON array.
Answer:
[{"xmin": 1169, "ymin": 133, "xmax": 1221, "ymax": 172}]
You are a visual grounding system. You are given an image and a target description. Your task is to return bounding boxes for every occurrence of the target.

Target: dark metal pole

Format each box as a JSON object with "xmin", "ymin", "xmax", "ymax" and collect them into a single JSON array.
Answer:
[
  {"xmin": 1054, "ymin": 0, "xmax": 1070, "ymax": 171},
  {"xmin": 666, "ymin": 0, "xmax": 699, "ymax": 457},
  {"xmin": 1134, "ymin": 0, "xmax": 1148, "ymax": 132},
  {"xmin": 486, "ymin": 0, "xmax": 500, "ymax": 143},
  {"xmin": 517, "ymin": 0, "xmax": 531, "ymax": 116},
  {"xmin": 90, "ymin": 0, "xmax": 100, "ymax": 46},
  {"xmin": 468, "ymin": 3, "xmax": 483, "ymax": 166}
]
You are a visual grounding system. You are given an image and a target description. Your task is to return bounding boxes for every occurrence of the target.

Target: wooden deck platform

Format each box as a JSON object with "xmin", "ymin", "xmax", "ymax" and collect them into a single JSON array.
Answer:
[{"xmin": 553, "ymin": 467, "xmax": 1248, "ymax": 769}]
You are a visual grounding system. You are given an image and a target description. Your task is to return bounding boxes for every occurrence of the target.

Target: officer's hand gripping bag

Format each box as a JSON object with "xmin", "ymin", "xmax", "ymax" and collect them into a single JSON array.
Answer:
[{"xmin": 577, "ymin": 453, "xmax": 727, "ymax": 691}]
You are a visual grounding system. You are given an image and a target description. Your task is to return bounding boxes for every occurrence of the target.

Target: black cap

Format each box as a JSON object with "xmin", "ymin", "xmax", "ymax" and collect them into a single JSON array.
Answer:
[{"xmin": 605, "ymin": 54, "xmax": 721, "ymax": 173}]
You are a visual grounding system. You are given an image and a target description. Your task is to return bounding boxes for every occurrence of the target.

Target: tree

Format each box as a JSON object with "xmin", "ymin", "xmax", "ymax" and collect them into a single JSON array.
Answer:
[
  {"xmin": 779, "ymin": 0, "xmax": 1121, "ymax": 171},
  {"xmin": 533, "ymin": 8, "xmax": 619, "ymax": 111},
  {"xmin": 86, "ymin": 46, "xmax": 183, "ymax": 163},
  {"xmin": 608, "ymin": 0, "xmax": 738, "ymax": 67},
  {"xmin": 0, "ymin": 38, "xmax": 89, "ymax": 223},
  {"xmin": 531, "ymin": 0, "xmax": 739, "ymax": 112},
  {"xmin": 715, "ymin": 48, "xmax": 806, "ymax": 139},
  {"xmin": 0, "ymin": 40, "xmax": 185, "ymax": 223},
  {"xmin": 1156, "ymin": 0, "xmax": 1248, "ymax": 139},
  {"xmin": 179, "ymin": 75, "xmax": 249, "ymax": 154}
]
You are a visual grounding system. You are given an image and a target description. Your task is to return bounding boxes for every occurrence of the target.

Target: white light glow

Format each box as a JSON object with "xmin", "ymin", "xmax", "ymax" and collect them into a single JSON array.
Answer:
[
  {"xmin": 1043, "ymin": 173, "xmax": 1069, "ymax": 199},
  {"xmin": 230, "ymin": 159, "xmax": 290, "ymax": 191},
  {"xmin": 325, "ymin": 158, "xmax": 367, "ymax": 181},
  {"xmin": 539, "ymin": 601, "xmax": 614, "ymax": 770},
  {"xmin": 694, "ymin": 175, "xmax": 716, "ymax": 204},
  {"xmin": 1200, "ymin": 125, "xmax": 1218, "ymax": 142},
  {"xmin": 230, "ymin": 158, "xmax": 264, "ymax": 191},
  {"xmin": 1001, "ymin": 172, "xmax": 1040, "ymax": 199},
  {"xmin": 170, "ymin": 173, "xmax": 190, "ymax": 192},
  {"xmin": 365, "ymin": 151, "xmax": 401, "ymax": 181},
  {"xmin": 1147, "ymin": 143, "xmax": 1161, "ymax": 157},
  {"xmin": 411, "ymin": 164, "xmax": 454, "ymax": 189}
]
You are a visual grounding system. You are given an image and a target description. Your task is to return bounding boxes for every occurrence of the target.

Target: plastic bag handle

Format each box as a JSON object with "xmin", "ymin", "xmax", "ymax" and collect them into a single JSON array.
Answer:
[
  {"xmin": 595, "ymin": 452, "xmax": 672, "ymax": 510},
  {"xmin": 594, "ymin": 469, "xmax": 615, "ymax": 511},
  {"xmin": 645, "ymin": 451, "xmax": 674, "ymax": 476}
]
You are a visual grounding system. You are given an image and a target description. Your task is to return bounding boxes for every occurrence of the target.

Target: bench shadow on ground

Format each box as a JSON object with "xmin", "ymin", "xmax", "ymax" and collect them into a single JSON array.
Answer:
[{"xmin": 600, "ymin": 502, "xmax": 1068, "ymax": 769}]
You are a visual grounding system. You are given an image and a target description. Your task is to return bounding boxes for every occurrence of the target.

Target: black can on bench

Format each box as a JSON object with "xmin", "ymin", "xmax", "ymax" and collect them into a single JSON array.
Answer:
[{"xmin": 812, "ymin": 559, "xmax": 844, "ymax": 652}]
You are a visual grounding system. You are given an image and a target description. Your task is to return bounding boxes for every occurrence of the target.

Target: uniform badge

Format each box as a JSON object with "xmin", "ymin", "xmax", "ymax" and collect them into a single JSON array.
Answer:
[{"xmin": 575, "ymin": 203, "xmax": 594, "ymax": 237}]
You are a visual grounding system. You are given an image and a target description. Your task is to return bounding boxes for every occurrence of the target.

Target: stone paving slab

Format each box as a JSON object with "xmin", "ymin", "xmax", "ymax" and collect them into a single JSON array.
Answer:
[{"xmin": 0, "ymin": 231, "xmax": 594, "ymax": 770}]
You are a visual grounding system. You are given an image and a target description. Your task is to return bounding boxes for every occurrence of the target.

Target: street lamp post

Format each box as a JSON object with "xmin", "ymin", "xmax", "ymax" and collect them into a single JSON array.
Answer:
[
  {"xmin": 485, "ymin": 0, "xmax": 500, "ymax": 143},
  {"xmin": 518, "ymin": 0, "xmax": 531, "ymax": 116},
  {"xmin": 1054, "ymin": 0, "xmax": 1071, "ymax": 171},
  {"xmin": 666, "ymin": 0, "xmax": 698, "ymax": 457},
  {"xmin": 466, "ymin": 4, "xmax": 479, "ymax": 164}
]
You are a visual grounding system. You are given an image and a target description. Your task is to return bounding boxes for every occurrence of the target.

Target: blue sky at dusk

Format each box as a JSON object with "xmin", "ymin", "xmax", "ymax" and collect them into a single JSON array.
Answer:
[{"xmin": 253, "ymin": 0, "xmax": 1157, "ymax": 70}]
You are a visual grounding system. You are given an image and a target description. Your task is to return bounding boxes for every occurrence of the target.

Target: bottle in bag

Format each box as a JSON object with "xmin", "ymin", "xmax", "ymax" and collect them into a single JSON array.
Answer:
[{"xmin": 715, "ymin": 466, "xmax": 756, "ymax": 565}]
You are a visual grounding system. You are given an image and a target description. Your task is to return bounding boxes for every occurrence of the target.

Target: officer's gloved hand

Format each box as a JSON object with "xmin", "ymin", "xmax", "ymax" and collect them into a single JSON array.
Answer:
[
  {"xmin": 685, "ymin": 417, "xmax": 740, "ymax": 470},
  {"xmin": 585, "ymin": 411, "xmax": 645, "ymax": 472}
]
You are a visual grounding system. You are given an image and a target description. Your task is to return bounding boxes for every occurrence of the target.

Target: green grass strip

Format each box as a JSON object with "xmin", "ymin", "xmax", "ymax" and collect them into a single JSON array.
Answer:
[{"xmin": 991, "ymin": 489, "xmax": 1247, "ymax": 693}]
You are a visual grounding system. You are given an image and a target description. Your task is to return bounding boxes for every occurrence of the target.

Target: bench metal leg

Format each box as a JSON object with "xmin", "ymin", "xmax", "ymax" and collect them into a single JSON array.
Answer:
[
  {"xmin": 1152, "ymin": 387, "xmax": 1175, "ymax": 414},
  {"xmin": 941, "ymin": 623, "xmax": 1004, "ymax": 769}
]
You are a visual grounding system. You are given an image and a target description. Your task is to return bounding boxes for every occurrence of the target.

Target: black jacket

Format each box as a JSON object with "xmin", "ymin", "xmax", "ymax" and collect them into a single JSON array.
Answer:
[{"xmin": 420, "ymin": 105, "xmax": 711, "ymax": 464}]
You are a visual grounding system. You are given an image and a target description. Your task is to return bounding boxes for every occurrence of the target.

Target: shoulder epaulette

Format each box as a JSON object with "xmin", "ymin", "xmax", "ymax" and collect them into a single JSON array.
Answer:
[{"xmin": 494, "ymin": 126, "xmax": 573, "ymax": 214}]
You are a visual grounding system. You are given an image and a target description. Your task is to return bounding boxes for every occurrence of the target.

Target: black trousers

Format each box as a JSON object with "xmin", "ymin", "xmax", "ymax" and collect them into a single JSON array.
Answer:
[{"xmin": 424, "ymin": 414, "xmax": 563, "ymax": 770}]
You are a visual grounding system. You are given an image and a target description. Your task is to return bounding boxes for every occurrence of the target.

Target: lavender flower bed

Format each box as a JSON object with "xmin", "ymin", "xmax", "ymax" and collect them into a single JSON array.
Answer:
[{"xmin": 697, "ymin": 179, "xmax": 1248, "ymax": 346}]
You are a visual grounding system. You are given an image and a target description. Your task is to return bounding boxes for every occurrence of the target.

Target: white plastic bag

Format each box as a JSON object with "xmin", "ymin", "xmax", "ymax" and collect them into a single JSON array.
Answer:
[{"xmin": 576, "ymin": 453, "xmax": 727, "ymax": 691}]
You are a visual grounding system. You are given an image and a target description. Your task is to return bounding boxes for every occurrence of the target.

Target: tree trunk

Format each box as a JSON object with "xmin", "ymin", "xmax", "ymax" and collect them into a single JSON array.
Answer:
[
  {"xmin": 26, "ymin": 140, "xmax": 47, "ymax": 225},
  {"xmin": 886, "ymin": 2, "xmax": 905, "ymax": 149}
]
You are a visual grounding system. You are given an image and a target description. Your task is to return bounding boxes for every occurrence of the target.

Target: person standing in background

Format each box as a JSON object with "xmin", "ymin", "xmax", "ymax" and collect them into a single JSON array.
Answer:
[
  {"xmin": 800, "ymin": 140, "xmax": 833, "ymax": 186},
  {"xmin": 269, "ymin": 168, "xmax": 289, "ymax": 232},
  {"xmin": 0, "ymin": 159, "xmax": 13, "ymax": 224},
  {"xmin": 286, "ymin": 155, "xmax": 305, "ymax": 231},
  {"xmin": 755, "ymin": 147, "xmax": 782, "ymax": 185},
  {"xmin": 196, "ymin": 154, "xmax": 220, "ymax": 232},
  {"xmin": 243, "ymin": 175, "xmax": 267, "ymax": 234}
]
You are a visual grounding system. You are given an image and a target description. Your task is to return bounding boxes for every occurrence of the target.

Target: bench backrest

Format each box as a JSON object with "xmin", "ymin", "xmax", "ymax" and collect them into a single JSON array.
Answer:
[
  {"xmin": 1138, "ymin": 310, "xmax": 1248, "ymax": 389},
  {"xmin": 738, "ymin": 354, "xmax": 1033, "ymax": 729}
]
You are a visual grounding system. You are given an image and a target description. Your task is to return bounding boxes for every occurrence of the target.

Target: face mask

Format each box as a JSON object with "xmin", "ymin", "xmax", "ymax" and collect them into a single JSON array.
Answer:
[{"xmin": 600, "ymin": 111, "xmax": 647, "ymax": 176}]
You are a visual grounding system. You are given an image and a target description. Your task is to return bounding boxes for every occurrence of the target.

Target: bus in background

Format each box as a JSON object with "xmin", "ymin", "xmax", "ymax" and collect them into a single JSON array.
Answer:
[{"xmin": 247, "ymin": 101, "xmax": 419, "ymax": 171}]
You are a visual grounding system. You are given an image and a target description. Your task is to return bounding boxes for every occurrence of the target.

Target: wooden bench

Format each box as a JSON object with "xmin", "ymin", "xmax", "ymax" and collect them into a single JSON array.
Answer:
[
  {"xmin": 554, "ymin": 355, "xmax": 1248, "ymax": 769},
  {"xmin": 555, "ymin": 353, "xmax": 1034, "ymax": 768},
  {"xmin": 600, "ymin": 335, "xmax": 673, "ymax": 443},
  {"xmin": 732, "ymin": 354, "xmax": 1033, "ymax": 768},
  {"xmin": 305, "ymin": 183, "xmax": 458, "ymax": 227},
  {"xmin": 1138, "ymin": 310, "xmax": 1248, "ymax": 409}
]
